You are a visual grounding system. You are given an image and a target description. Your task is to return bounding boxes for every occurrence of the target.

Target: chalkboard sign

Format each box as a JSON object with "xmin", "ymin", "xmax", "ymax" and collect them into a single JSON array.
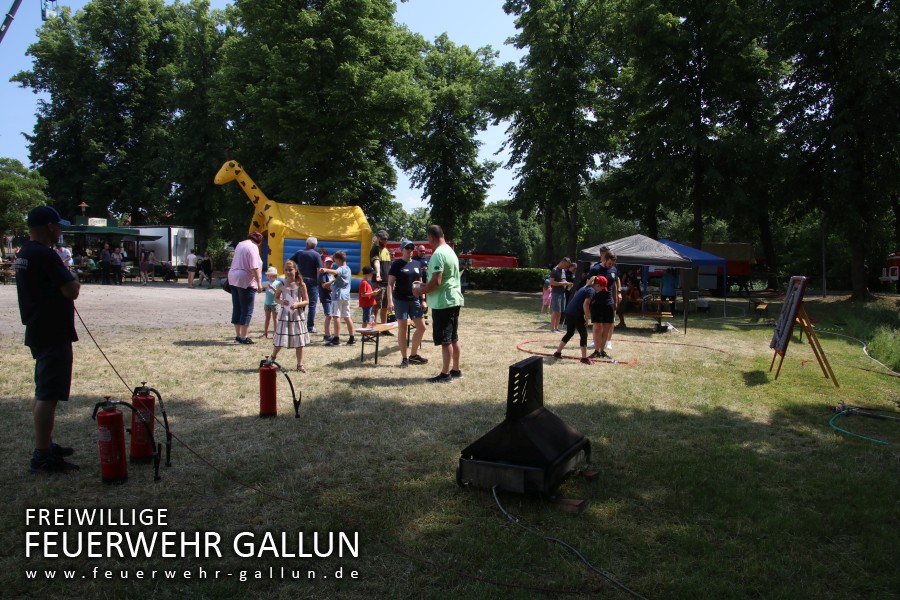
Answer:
[{"xmin": 770, "ymin": 276, "xmax": 808, "ymax": 355}]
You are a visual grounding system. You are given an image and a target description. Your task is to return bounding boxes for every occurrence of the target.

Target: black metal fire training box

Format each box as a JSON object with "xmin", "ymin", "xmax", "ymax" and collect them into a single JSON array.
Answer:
[{"xmin": 456, "ymin": 356, "xmax": 591, "ymax": 497}]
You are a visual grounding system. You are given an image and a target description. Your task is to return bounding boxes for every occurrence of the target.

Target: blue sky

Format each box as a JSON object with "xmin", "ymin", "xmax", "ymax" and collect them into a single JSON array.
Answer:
[{"xmin": 0, "ymin": 0, "xmax": 524, "ymax": 211}]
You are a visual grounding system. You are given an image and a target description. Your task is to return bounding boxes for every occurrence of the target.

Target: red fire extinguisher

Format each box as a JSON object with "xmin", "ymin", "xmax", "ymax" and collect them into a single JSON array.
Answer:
[
  {"xmin": 92, "ymin": 397, "xmax": 161, "ymax": 483},
  {"xmin": 259, "ymin": 357, "xmax": 301, "ymax": 418},
  {"xmin": 130, "ymin": 385, "xmax": 156, "ymax": 463},
  {"xmin": 259, "ymin": 358, "xmax": 277, "ymax": 417}
]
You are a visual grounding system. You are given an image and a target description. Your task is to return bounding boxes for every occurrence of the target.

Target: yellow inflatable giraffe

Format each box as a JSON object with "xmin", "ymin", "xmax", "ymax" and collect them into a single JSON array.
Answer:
[{"xmin": 213, "ymin": 160, "xmax": 273, "ymax": 237}]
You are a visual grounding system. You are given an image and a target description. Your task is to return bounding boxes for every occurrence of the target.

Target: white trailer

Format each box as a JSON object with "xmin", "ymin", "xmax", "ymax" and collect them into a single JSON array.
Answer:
[{"xmin": 132, "ymin": 226, "xmax": 195, "ymax": 265}]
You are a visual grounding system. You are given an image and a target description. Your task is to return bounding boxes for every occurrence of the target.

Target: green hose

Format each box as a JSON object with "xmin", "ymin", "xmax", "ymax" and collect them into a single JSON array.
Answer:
[{"xmin": 829, "ymin": 411, "xmax": 890, "ymax": 446}]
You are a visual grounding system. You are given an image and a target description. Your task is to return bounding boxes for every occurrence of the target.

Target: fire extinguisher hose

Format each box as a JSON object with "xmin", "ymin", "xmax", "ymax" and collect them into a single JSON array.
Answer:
[
  {"xmin": 147, "ymin": 387, "xmax": 172, "ymax": 466},
  {"xmin": 270, "ymin": 360, "xmax": 301, "ymax": 418}
]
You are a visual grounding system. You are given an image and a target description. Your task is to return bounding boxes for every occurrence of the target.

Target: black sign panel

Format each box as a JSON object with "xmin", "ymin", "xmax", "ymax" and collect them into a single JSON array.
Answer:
[{"xmin": 770, "ymin": 276, "xmax": 808, "ymax": 355}]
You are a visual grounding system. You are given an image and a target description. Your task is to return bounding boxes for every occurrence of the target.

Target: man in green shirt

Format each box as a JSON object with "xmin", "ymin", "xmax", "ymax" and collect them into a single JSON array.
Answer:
[{"xmin": 414, "ymin": 224, "xmax": 463, "ymax": 383}]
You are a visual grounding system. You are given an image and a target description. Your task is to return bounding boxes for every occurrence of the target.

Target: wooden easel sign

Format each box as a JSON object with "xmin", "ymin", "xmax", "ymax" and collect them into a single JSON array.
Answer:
[{"xmin": 769, "ymin": 276, "xmax": 839, "ymax": 387}]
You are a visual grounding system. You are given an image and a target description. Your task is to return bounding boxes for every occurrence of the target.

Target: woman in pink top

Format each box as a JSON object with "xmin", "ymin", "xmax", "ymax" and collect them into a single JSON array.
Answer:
[{"xmin": 228, "ymin": 231, "xmax": 264, "ymax": 344}]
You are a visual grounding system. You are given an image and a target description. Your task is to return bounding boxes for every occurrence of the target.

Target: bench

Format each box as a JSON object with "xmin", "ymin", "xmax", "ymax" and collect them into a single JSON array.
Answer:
[
  {"xmin": 357, "ymin": 322, "xmax": 399, "ymax": 364},
  {"xmin": 632, "ymin": 311, "xmax": 674, "ymax": 328},
  {"xmin": 750, "ymin": 300, "xmax": 769, "ymax": 320}
]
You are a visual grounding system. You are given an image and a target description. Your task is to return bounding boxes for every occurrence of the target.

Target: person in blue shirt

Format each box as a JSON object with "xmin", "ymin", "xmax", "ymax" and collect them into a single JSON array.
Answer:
[
  {"xmin": 318, "ymin": 250, "xmax": 355, "ymax": 346},
  {"xmin": 553, "ymin": 276, "xmax": 606, "ymax": 364}
]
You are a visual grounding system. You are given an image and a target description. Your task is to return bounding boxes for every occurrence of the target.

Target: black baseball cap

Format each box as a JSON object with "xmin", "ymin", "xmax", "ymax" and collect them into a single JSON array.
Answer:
[{"xmin": 27, "ymin": 206, "xmax": 70, "ymax": 227}]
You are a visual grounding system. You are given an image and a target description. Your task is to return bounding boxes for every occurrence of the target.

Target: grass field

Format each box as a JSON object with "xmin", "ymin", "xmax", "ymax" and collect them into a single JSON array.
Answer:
[{"xmin": 0, "ymin": 287, "xmax": 897, "ymax": 599}]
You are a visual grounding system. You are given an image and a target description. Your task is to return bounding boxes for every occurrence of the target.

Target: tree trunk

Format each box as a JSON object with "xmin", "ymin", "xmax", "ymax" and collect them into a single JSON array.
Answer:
[
  {"xmin": 691, "ymin": 149, "xmax": 704, "ymax": 248},
  {"xmin": 543, "ymin": 202, "xmax": 555, "ymax": 267},
  {"xmin": 892, "ymin": 193, "xmax": 899, "ymax": 250},
  {"xmin": 848, "ymin": 236, "xmax": 872, "ymax": 301},
  {"xmin": 564, "ymin": 197, "xmax": 579, "ymax": 261},
  {"xmin": 645, "ymin": 197, "xmax": 659, "ymax": 240},
  {"xmin": 756, "ymin": 196, "xmax": 779, "ymax": 290}
]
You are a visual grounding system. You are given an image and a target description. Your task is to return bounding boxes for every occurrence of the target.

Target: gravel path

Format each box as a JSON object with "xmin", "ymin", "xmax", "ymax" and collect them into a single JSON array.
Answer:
[{"xmin": 0, "ymin": 281, "xmax": 244, "ymax": 337}]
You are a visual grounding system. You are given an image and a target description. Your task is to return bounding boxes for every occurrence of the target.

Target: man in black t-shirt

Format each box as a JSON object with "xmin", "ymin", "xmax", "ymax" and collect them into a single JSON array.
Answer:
[{"xmin": 15, "ymin": 206, "xmax": 81, "ymax": 473}]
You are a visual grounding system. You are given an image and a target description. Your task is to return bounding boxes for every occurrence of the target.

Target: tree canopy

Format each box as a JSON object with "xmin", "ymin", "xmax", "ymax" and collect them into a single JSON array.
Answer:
[{"xmin": 7, "ymin": 0, "xmax": 898, "ymax": 296}]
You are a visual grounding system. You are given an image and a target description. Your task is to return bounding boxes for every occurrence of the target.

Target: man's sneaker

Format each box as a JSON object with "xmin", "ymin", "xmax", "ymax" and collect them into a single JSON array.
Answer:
[
  {"xmin": 309, "ymin": 327, "xmax": 318, "ymax": 334},
  {"xmin": 235, "ymin": 336, "xmax": 243, "ymax": 344},
  {"xmin": 323, "ymin": 334, "xmax": 333, "ymax": 341},
  {"xmin": 600, "ymin": 351, "xmax": 611, "ymax": 359},
  {"xmin": 345, "ymin": 337, "xmax": 356, "ymax": 346},
  {"xmin": 30, "ymin": 453, "xmax": 79, "ymax": 474},
  {"xmin": 240, "ymin": 336, "xmax": 255, "ymax": 344},
  {"xmin": 408, "ymin": 355, "xmax": 429, "ymax": 365},
  {"xmin": 449, "ymin": 369, "xmax": 463, "ymax": 379},
  {"xmin": 50, "ymin": 442, "xmax": 74, "ymax": 457},
  {"xmin": 587, "ymin": 341, "xmax": 595, "ymax": 349},
  {"xmin": 327, "ymin": 337, "xmax": 341, "ymax": 346},
  {"xmin": 381, "ymin": 330, "xmax": 393, "ymax": 336},
  {"xmin": 427, "ymin": 373, "xmax": 453, "ymax": 384},
  {"xmin": 580, "ymin": 357, "xmax": 593, "ymax": 365},
  {"xmin": 552, "ymin": 351, "xmax": 563, "ymax": 359},
  {"xmin": 400, "ymin": 358, "xmax": 409, "ymax": 368},
  {"xmin": 589, "ymin": 350, "xmax": 603, "ymax": 359},
  {"xmin": 605, "ymin": 341, "xmax": 613, "ymax": 351}
]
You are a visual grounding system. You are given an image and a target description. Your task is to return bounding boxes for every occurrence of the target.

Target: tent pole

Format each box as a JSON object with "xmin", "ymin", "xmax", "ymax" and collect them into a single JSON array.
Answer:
[{"xmin": 683, "ymin": 269, "xmax": 689, "ymax": 334}]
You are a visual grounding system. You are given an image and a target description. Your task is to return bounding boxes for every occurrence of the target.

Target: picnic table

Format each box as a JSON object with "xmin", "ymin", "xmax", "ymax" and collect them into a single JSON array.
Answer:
[{"xmin": 357, "ymin": 322, "xmax": 399, "ymax": 364}]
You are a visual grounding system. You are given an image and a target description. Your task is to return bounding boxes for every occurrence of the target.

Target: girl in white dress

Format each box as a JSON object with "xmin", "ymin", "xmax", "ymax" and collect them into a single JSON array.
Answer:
[{"xmin": 271, "ymin": 260, "xmax": 310, "ymax": 372}]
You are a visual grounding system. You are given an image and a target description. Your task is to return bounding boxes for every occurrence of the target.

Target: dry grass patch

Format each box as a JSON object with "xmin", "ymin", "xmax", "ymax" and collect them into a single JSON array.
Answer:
[{"xmin": 0, "ymin": 286, "xmax": 897, "ymax": 598}]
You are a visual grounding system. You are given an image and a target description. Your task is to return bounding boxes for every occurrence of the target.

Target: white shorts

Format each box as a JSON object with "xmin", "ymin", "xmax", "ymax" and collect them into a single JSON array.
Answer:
[{"xmin": 335, "ymin": 299, "xmax": 351, "ymax": 318}]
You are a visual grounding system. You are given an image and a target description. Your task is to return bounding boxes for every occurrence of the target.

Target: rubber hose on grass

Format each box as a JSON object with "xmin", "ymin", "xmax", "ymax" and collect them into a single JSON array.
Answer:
[{"xmin": 828, "ymin": 411, "xmax": 890, "ymax": 446}]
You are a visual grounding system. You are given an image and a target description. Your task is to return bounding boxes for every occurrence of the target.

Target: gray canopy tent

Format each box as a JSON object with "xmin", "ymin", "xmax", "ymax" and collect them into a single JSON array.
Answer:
[{"xmin": 579, "ymin": 234, "xmax": 693, "ymax": 333}]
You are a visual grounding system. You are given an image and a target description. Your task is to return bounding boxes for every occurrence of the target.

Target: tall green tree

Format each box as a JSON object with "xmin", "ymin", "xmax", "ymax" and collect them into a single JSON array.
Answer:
[
  {"xmin": 395, "ymin": 34, "xmax": 499, "ymax": 241},
  {"xmin": 457, "ymin": 199, "xmax": 543, "ymax": 266},
  {"xmin": 369, "ymin": 202, "xmax": 431, "ymax": 241},
  {"xmin": 777, "ymin": 0, "xmax": 899, "ymax": 299},
  {"xmin": 15, "ymin": 0, "xmax": 181, "ymax": 225},
  {"xmin": 500, "ymin": 0, "xmax": 617, "ymax": 263},
  {"xmin": 12, "ymin": 7, "xmax": 98, "ymax": 220},
  {"xmin": 167, "ymin": 0, "xmax": 231, "ymax": 248},
  {"xmin": 0, "ymin": 159, "xmax": 50, "ymax": 235},
  {"xmin": 215, "ymin": 0, "xmax": 425, "ymax": 220},
  {"xmin": 612, "ymin": 0, "xmax": 782, "ymax": 249}
]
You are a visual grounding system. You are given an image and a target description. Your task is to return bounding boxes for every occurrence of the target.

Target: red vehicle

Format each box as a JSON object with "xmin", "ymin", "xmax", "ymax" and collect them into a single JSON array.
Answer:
[
  {"xmin": 880, "ymin": 251, "xmax": 900, "ymax": 291},
  {"xmin": 458, "ymin": 253, "xmax": 519, "ymax": 268}
]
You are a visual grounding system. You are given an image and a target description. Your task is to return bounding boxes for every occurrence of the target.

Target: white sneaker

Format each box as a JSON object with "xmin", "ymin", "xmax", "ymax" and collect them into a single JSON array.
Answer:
[
  {"xmin": 587, "ymin": 341, "xmax": 595, "ymax": 349},
  {"xmin": 605, "ymin": 341, "xmax": 613, "ymax": 351}
]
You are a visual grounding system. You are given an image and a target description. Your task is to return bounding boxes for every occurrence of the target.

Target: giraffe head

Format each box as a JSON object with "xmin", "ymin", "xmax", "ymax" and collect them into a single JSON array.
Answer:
[{"xmin": 214, "ymin": 161, "xmax": 241, "ymax": 185}]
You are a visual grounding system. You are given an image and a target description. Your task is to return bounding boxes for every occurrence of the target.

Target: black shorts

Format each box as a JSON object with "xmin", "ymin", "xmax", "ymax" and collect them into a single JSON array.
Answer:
[
  {"xmin": 30, "ymin": 343, "xmax": 73, "ymax": 402},
  {"xmin": 591, "ymin": 304, "xmax": 614, "ymax": 324},
  {"xmin": 431, "ymin": 306, "xmax": 460, "ymax": 346}
]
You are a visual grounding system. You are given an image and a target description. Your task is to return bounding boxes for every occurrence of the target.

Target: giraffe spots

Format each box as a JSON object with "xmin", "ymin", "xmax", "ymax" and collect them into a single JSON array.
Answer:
[
  {"xmin": 252, "ymin": 220, "xmax": 260, "ymax": 228},
  {"xmin": 240, "ymin": 181, "xmax": 246, "ymax": 187},
  {"xmin": 264, "ymin": 203, "xmax": 271, "ymax": 212},
  {"xmin": 270, "ymin": 232, "xmax": 276, "ymax": 238}
]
